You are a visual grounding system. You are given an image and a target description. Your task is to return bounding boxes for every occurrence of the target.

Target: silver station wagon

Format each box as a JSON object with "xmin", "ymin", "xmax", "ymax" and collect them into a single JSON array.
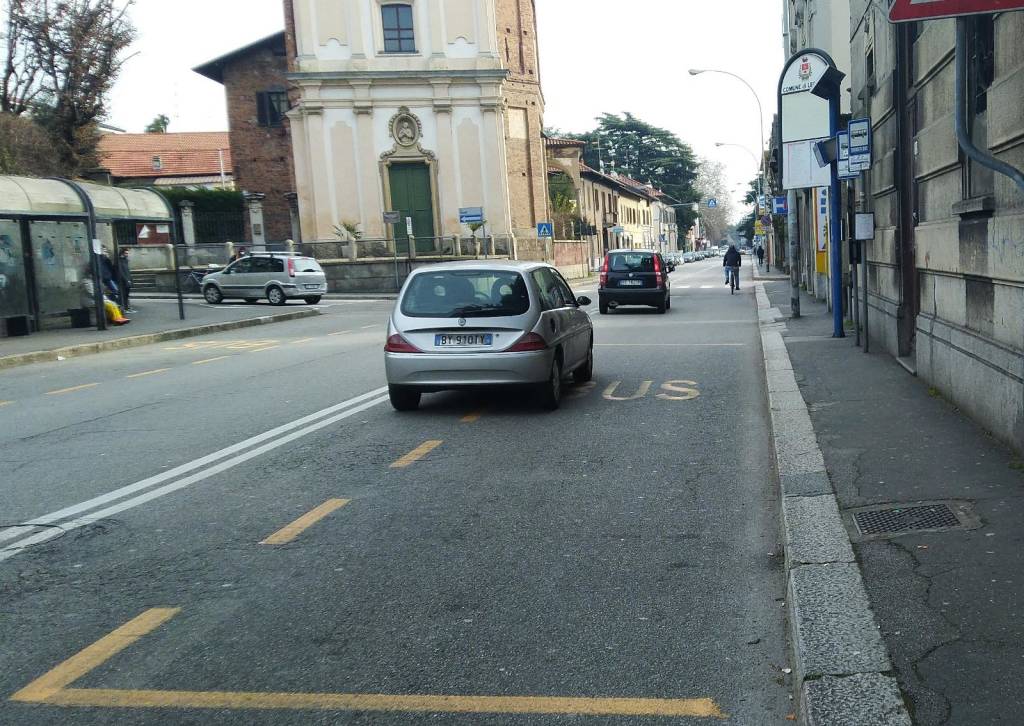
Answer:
[
  {"xmin": 202, "ymin": 253, "xmax": 327, "ymax": 306},
  {"xmin": 384, "ymin": 261, "xmax": 594, "ymax": 411}
]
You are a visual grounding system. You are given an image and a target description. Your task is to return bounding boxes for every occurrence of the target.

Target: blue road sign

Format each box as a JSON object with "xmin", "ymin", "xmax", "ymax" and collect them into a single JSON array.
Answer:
[
  {"xmin": 537, "ymin": 222, "xmax": 554, "ymax": 238},
  {"xmin": 707, "ymin": 198, "xmax": 718, "ymax": 208},
  {"xmin": 772, "ymin": 196, "xmax": 788, "ymax": 215},
  {"xmin": 459, "ymin": 207, "xmax": 484, "ymax": 224}
]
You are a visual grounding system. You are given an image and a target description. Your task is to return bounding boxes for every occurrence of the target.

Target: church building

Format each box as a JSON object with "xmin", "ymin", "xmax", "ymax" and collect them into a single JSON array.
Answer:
[{"xmin": 282, "ymin": 0, "xmax": 549, "ymax": 253}]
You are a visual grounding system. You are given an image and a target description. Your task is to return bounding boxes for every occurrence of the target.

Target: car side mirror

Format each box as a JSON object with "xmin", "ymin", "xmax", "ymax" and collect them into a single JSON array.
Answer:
[{"xmin": 577, "ymin": 296, "xmax": 591, "ymax": 306}]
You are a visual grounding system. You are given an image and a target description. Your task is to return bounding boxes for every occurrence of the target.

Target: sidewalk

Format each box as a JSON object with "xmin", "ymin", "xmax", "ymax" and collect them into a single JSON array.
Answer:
[
  {"xmin": 0, "ymin": 299, "xmax": 319, "ymax": 369},
  {"xmin": 762, "ymin": 280, "xmax": 1024, "ymax": 725}
]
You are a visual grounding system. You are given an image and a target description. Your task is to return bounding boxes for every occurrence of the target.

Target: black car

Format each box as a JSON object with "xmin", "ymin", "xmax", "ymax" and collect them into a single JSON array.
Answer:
[{"xmin": 598, "ymin": 250, "xmax": 671, "ymax": 314}]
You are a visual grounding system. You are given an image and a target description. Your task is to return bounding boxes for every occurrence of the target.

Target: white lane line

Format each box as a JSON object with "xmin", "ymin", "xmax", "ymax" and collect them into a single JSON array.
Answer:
[
  {"xmin": 700, "ymin": 285, "xmax": 714, "ymax": 289},
  {"xmin": 0, "ymin": 386, "xmax": 389, "ymax": 548},
  {"xmin": 0, "ymin": 395, "xmax": 388, "ymax": 563}
]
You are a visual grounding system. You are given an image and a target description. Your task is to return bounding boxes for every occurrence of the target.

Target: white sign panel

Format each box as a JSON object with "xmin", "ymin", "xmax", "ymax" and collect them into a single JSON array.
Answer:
[
  {"xmin": 855, "ymin": 213, "xmax": 875, "ymax": 241},
  {"xmin": 815, "ymin": 187, "xmax": 830, "ymax": 252},
  {"xmin": 780, "ymin": 53, "xmax": 832, "ymax": 95},
  {"xmin": 783, "ymin": 140, "xmax": 832, "ymax": 190},
  {"xmin": 781, "ymin": 93, "xmax": 831, "ymax": 142}
]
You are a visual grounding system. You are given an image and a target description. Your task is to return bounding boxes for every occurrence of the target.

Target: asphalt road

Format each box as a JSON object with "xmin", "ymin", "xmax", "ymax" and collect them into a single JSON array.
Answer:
[{"xmin": 0, "ymin": 257, "xmax": 791, "ymax": 725}]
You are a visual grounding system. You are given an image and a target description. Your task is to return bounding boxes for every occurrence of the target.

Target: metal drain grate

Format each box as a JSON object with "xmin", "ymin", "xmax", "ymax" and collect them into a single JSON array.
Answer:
[{"xmin": 853, "ymin": 504, "xmax": 962, "ymax": 536}]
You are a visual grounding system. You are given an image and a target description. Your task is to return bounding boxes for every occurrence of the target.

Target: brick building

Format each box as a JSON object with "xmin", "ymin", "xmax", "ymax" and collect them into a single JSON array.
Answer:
[{"xmin": 194, "ymin": 32, "xmax": 296, "ymax": 243}]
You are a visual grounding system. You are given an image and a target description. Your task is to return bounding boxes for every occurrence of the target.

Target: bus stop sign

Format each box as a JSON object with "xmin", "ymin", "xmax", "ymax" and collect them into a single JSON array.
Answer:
[{"xmin": 889, "ymin": 0, "xmax": 1024, "ymax": 22}]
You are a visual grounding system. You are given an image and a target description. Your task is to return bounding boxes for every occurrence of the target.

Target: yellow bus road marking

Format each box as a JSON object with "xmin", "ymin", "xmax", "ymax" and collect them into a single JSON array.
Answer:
[
  {"xmin": 192, "ymin": 356, "xmax": 230, "ymax": 366},
  {"xmin": 40, "ymin": 689, "xmax": 726, "ymax": 717},
  {"xmin": 390, "ymin": 440, "xmax": 443, "ymax": 469},
  {"xmin": 11, "ymin": 608, "xmax": 726, "ymax": 719},
  {"xmin": 45, "ymin": 383, "xmax": 99, "ymax": 396},
  {"xmin": 126, "ymin": 368, "xmax": 170, "ymax": 379},
  {"xmin": 461, "ymin": 411, "xmax": 483, "ymax": 423},
  {"xmin": 10, "ymin": 608, "xmax": 180, "ymax": 703},
  {"xmin": 260, "ymin": 499, "xmax": 350, "ymax": 545}
]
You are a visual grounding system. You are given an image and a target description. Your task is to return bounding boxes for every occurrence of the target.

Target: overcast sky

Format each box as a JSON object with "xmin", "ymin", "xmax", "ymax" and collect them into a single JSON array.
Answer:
[{"xmin": 108, "ymin": 0, "xmax": 785, "ymax": 216}]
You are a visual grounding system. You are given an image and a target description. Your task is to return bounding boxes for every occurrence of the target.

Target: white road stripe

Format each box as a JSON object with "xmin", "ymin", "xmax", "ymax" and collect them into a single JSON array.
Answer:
[
  {"xmin": 0, "ymin": 395, "xmax": 388, "ymax": 563},
  {"xmin": 0, "ymin": 386, "xmax": 388, "ymax": 548}
]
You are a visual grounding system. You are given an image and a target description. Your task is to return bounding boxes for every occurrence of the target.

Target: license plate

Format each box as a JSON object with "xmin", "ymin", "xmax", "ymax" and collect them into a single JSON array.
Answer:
[
  {"xmin": 435, "ymin": 334, "xmax": 493, "ymax": 347},
  {"xmin": 304, "ymin": 284, "xmax": 320, "ymax": 289},
  {"xmin": 619, "ymin": 280, "xmax": 644, "ymax": 286}
]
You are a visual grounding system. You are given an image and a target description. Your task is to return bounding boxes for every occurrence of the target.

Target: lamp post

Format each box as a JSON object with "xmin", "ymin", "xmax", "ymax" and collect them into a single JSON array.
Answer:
[{"xmin": 691, "ymin": 68, "xmax": 772, "ymax": 267}]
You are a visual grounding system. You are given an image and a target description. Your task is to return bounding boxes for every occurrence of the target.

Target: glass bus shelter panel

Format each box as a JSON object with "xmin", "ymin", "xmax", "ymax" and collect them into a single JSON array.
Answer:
[
  {"xmin": 0, "ymin": 219, "xmax": 30, "ymax": 319},
  {"xmin": 29, "ymin": 220, "xmax": 90, "ymax": 318}
]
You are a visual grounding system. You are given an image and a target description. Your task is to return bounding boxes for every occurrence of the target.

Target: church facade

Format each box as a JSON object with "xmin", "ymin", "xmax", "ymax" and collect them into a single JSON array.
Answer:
[{"xmin": 282, "ymin": 0, "xmax": 549, "ymax": 253}]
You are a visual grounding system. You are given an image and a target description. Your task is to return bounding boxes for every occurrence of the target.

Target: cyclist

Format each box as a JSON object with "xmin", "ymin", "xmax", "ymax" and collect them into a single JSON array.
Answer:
[{"xmin": 723, "ymin": 244, "xmax": 741, "ymax": 291}]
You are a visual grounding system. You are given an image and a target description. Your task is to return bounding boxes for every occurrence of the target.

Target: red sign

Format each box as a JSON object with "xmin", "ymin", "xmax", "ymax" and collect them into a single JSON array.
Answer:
[{"xmin": 890, "ymin": 0, "xmax": 1024, "ymax": 22}]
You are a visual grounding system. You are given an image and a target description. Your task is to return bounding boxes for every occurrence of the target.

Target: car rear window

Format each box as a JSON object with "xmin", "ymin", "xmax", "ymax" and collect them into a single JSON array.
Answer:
[
  {"xmin": 292, "ymin": 257, "xmax": 323, "ymax": 273},
  {"xmin": 401, "ymin": 270, "xmax": 530, "ymax": 318},
  {"xmin": 608, "ymin": 253, "xmax": 655, "ymax": 272}
]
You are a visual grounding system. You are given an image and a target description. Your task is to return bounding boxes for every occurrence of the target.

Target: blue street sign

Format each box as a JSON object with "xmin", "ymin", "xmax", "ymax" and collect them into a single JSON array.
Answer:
[
  {"xmin": 707, "ymin": 198, "xmax": 718, "ymax": 208},
  {"xmin": 537, "ymin": 222, "xmax": 554, "ymax": 238},
  {"xmin": 459, "ymin": 207, "xmax": 484, "ymax": 224},
  {"xmin": 772, "ymin": 196, "xmax": 789, "ymax": 215}
]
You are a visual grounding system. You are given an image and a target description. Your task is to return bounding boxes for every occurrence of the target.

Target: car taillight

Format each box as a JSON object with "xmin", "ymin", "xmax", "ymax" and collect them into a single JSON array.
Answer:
[
  {"xmin": 507, "ymin": 332, "xmax": 548, "ymax": 352},
  {"xmin": 653, "ymin": 255, "xmax": 663, "ymax": 287},
  {"xmin": 287, "ymin": 258, "xmax": 296, "ymax": 277},
  {"xmin": 384, "ymin": 334, "xmax": 421, "ymax": 353},
  {"xmin": 599, "ymin": 255, "xmax": 609, "ymax": 287}
]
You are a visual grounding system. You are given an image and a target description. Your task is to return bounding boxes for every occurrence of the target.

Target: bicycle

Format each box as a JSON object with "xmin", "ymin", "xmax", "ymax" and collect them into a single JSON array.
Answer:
[
  {"xmin": 728, "ymin": 265, "xmax": 739, "ymax": 294},
  {"xmin": 179, "ymin": 268, "xmax": 209, "ymax": 293}
]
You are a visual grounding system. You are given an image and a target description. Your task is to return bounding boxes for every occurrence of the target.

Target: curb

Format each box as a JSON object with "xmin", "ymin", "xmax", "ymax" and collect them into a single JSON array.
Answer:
[
  {"xmin": 754, "ymin": 282, "xmax": 912, "ymax": 726},
  {"xmin": 0, "ymin": 309, "xmax": 321, "ymax": 371}
]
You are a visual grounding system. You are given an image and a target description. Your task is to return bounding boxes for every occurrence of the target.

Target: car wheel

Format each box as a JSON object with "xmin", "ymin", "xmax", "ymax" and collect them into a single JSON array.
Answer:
[
  {"xmin": 243, "ymin": 298, "xmax": 259, "ymax": 304},
  {"xmin": 573, "ymin": 342, "xmax": 594, "ymax": 384},
  {"xmin": 303, "ymin": 296, "xmax": 322, "ymax": 305},
  {"xmin": 203, "ymin": 285, "xmax": 223, "ymax": 304},
  {"xmin": 599, "ymin": 301, "xmax": 609, "ymax": 315},
  {"xmin": 666, "ymin": 295, "xmax": 672, "ymax": 311},
  {"xmin": 388, "ymin": 385, "xmax": 421, "ymax": 412},
  {"xmin": 538, "ymin": 357, "xmax": 563, "ymax": 411},
  {"xmin": 267, "ymin": 286, "xmax": 287, "ymax": 306},
  {"xmin": 656, "ymin": 298, "xmax": 667, "ymax": 314}
]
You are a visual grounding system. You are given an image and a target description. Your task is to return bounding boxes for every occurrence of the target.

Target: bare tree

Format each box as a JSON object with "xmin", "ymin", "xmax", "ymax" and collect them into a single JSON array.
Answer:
[
  {"xmin": 696, "ymin": 158, "xmax": 735, "ymax": 242},
  {"xmin": 1, "ymin": 0, "xmax": 44, "ymax": 114}
]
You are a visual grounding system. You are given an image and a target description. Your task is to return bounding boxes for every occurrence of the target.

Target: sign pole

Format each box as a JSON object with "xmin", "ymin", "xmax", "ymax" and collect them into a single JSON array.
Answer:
[
  {"xmin": 829, "ymin": 91, "xmax": 845, "ymax": 338},
  {"xmin": 787, "ymin": 190, "xmax": 800, "ymax": 318}
]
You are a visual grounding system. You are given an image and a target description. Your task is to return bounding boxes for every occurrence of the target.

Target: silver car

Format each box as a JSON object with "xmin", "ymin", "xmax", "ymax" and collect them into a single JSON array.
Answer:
[
  {"xmin": 202, "ymin": 253, "xmax": 328, "ymax": 306},
  {"xmin": 384, "ymin": 261, "xmax": 594, "ymax": 411}
]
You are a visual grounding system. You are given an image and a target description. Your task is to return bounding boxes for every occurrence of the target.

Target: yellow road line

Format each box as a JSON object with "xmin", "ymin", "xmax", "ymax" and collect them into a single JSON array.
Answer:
[
  {"xmin": 461, "ymin": 412, "xmax": 483, "ymax": 423},
  {"xmin": 192, "ymin": 355, "xmax": 230, "ymax": 365},
  {"xmin": 329, "ymin": 330, "xmax": 351, "ymax": 337},
  {"xmin": 0, "ymin": 400, "xmax": 12, "ymax": 408},
  {"xmin": 45, "ymin": 383, "xmax": 99, "ymax": 396},
  {"xmin": 360, "ymin": 324, "xmax": 377, "ymax": 330},
  {"xmin": 390, "ymin": 440, "xmax": 443, "ymax": 469},
  {"xmin": 126, "ymin": 368, "xmax": 170, "ymax": 379},
  {"xmin": 10, "ymin": 608, "xmax": 180, "ymax": 703},
  {"xmin": 42, "ymin": 689, "xmax": 726, "ymax": 717},
  {"xmin": 249, "ymin": 345, "xmax": 280, "ymax": 353},
  {"xmin": 260, "ymin": 499, "xmax": 350, "ymax": 545},
  {"xmin": 292, "ymin": 338, "xmax": 316, "ymax": 345}
]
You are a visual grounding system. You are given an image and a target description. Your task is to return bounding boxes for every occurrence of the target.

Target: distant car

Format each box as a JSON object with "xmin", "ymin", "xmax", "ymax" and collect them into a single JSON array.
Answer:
[
  {"xmin": 384, "ymin": 261, "xmax": 594, "ymax": 411},
  {"xmin": 683, "ymin": 252, "xmax": 696, "ymax": 263},
  {"xmin": 201, "ymin": 253, "xmax": 327, "ymax": 306},
  {"xmin": 598, "ymin": 250, "xmax": 671, "ymax": 315}
]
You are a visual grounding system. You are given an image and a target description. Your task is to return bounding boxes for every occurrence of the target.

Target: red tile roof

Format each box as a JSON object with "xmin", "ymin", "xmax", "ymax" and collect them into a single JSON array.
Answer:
[
  {"xmin": 97, "ymin": 132, "xmax": 232, "ymax": 178},
  {"xmin": 545, "ymin": 137, "xmax": 587, "ymax": 148}
]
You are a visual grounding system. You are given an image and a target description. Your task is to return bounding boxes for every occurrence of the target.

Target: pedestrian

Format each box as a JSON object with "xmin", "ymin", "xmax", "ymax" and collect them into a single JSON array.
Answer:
[
  {"xmin": 723, "ymin": 244, "xmax": 742, "ymax": 290},
  {"xmin": 229, "ymin": 246, "xmax": 248, "ymax": 263},
  {"xmin": 100, "ymin": 247, "xmax": 119, "ymax": 299},
  {"xmin": 81, "ymin": 264, "xmax": 129, "ymax": 326},
  {"xmin": 117, "ymin": 246, "xmax": 135, "ymax": 313},
  {"xmin": 756, "ymin": 245, "xmax": 765, "ymax": 267}
]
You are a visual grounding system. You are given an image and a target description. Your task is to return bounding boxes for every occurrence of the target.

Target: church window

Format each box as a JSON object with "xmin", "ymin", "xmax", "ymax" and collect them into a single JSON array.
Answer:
[{"xmin": 382, "ymin": 4, "xmax": 416, "ymax": 53}]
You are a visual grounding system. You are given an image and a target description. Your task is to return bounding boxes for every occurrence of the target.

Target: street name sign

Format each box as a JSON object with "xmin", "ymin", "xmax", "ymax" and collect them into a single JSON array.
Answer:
[
  {"xmin": 837, "ymin": 131, "xmax": 860, "ymax": 179},
  {"xmin": 847, "ymin": 118, "xmax": 872, "ymax": 172},
  {"xmin": 537, "ymin": 222, "xmax": 554, "ymax": 238},
  {"xmin": 459, "ymin": 207, "xmax": 484, "ymax": 224},
  {"xmin": 889, "ymin": 0, "xmax": 1024, "ymax": 22},
  {"xmin": 773, "ymin": 196, "xmax": 789, "ymax": 215}
]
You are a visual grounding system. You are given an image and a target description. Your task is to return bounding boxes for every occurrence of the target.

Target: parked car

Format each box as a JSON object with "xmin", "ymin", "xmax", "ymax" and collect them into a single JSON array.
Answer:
[
  {"xmin": 201, "ymin": 253, "xmax": 327, "ymax": 306},
  {"xmin": 384, "ymin": 261, "xmax": 593, "ymax": 411},
  {"xmin": 598, "ymin": 249, "xmax": 671, "ymax": 315},
  {"xmin": 683, "ymin": 252, "xmax": 696, "ymax": 263}
]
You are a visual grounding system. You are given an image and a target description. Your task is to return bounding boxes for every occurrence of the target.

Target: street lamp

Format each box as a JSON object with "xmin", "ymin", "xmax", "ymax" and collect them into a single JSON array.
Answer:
[{"xmin": 691, "ymin": 68, "xmax": 771, "ymax": 261}]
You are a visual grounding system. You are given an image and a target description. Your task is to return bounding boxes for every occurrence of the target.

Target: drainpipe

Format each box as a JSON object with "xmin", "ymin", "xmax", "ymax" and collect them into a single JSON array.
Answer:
[{"xmin": 955, "ymin": 18, "xmax": 1024, "ymax": 195}]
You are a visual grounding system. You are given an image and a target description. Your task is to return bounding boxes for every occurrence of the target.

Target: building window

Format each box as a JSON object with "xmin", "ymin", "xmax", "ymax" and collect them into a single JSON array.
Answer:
[
  {"xmin": 256, "ymin": 91, "xmax": 290, "ymax": 127},
  {"xmin": 382, "ymin": 4, "xmax": 416, "ymax": 53},
  {"xmin": 152, "ymin": 156, "xmax": 162, "ymax": 171},
  {"xmin": 967, "ymin": 14, "xmax": 995, "ymax": 115}
]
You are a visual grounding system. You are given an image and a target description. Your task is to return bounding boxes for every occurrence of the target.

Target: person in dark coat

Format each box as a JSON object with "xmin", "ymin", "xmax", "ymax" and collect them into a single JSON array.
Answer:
[
  {"xmin": 723, "ymin": 244, "xmax": 742, "ymax": 290},
  {"xmin": 100, "ymin": 246, "xmax": 119, "ymax": 299},
  {"xmin": 756, "ymin": 245, "xmax": 765, "ymax": 266},
  {"xmin": 117, "ymin": 247, "xmax": 134, "ymax": 313}
]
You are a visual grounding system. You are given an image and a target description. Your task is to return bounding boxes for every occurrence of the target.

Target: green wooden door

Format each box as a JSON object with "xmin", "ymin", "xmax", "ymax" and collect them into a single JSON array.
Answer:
[{"xmin": 388, "ymin": 163, "xmax": 435, "ymax": 255}]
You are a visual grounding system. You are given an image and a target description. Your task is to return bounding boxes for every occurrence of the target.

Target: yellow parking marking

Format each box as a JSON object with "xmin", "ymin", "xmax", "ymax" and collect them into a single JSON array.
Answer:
[
  {"xmin": 126, "ymin": 368, "xmax": 170, "ymax": 379},
  {"xmin": 10, "ymin": 608, "xmax": 180, "ymax": 703},
  {"xmin": 360, "ymin": 324, "xmax": 378, "ymax": 330},
  {"xmin": 225, "ymin": 340, "xmax": 278, "ymax": 351},
  {"xmin": 11, "ymin": 608, "xmax": 726, "ymax": 718},
  {"xmin": 293, "ymin": 338, "xmax": 316, "ymax": 345},
  {"xmin": 45, "ymin": 383, "xmax": 99, "ymax": 396},
  {"xmin": 461, "ymin": 411, "xmax": 483, "ymax": 423},
  {"xmin": 249, "ymin": 345, "xmax": 280, "ymax": 354},
  {"xmin": 329, "ymin": 330, "xmax": 351, "ymax": 337},
  {"xmin": 192, "ymin": 356, "xmax": 230, "ymax": 366},
  {"xmin": 0, "ymin": 400, "xmax": 13, "ymax": 408},
  {"xmin": 260, "ymin": 499, "xmax": 350, "ymax": 545},
  {"xmin": 390, "ymin": 440, "xmax": 443, "ymax": 468}
]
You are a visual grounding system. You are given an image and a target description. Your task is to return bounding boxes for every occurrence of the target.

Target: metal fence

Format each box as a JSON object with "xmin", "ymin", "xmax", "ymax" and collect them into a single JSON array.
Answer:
[{"xmin": 296, "ymin": 235, "xmax": 513, "ymax": 263}]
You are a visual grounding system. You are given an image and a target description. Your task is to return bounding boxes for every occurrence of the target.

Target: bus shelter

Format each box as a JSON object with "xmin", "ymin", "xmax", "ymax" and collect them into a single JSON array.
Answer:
[{"xmin": 0, "ymin": 176, "xmax": 176, "ymax": 336}]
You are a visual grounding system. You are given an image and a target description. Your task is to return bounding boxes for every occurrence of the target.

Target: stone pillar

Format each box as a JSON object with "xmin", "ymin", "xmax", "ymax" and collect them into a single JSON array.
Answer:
[
  {"xmin": 354, "ymin": 100, "xmax": 384, "ymax": 239},
  {"xmin": 178, "ymin": 200, "xmax": 197, "ymax": 267},
  {"xmin": 243, "ymin": 192, "xmax": 267, "ymax": 251},
  {"xmin": 284, "ymin": 193, "xmax": 301, "ymax": 243}
]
